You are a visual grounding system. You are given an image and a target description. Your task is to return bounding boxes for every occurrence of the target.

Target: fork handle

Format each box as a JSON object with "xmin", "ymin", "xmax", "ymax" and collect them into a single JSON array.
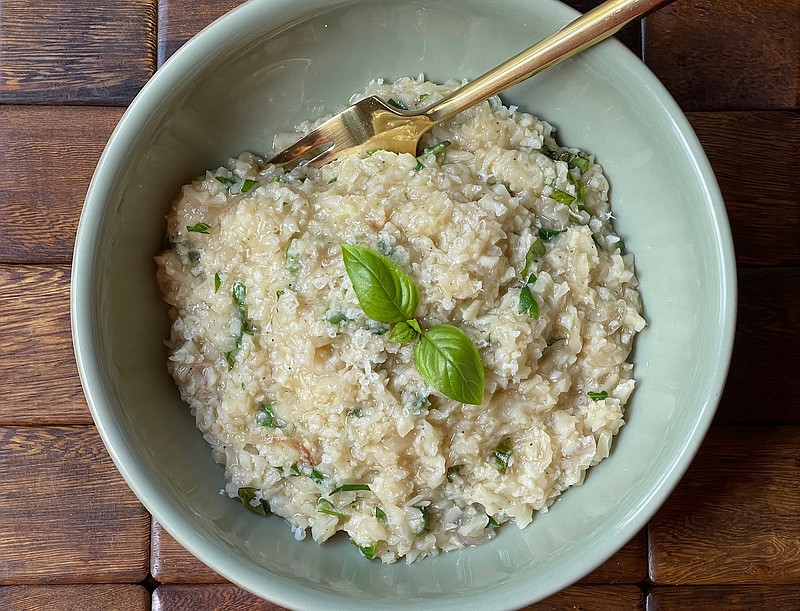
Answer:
[{"xmin": 423, "ymin": 0, "xmax": 674, "ymax": 125}]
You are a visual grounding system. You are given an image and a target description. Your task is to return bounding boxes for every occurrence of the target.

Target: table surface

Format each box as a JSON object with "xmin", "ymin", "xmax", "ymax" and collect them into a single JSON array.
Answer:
[{"xmin": 1, "ymin": 0, "xmax": 798, "ymax": 609}]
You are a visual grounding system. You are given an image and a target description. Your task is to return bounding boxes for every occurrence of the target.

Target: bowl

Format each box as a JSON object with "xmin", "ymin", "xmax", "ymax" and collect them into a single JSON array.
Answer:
[{"xmin": 71, "ymin": 0, "xmax": 736, "ymax": 607}]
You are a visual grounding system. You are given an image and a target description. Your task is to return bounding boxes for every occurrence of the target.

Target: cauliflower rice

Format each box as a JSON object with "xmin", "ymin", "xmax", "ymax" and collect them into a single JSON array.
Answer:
[{"xmin": 156, "ymin": 77, "xmax": 646, "ymax": 563}]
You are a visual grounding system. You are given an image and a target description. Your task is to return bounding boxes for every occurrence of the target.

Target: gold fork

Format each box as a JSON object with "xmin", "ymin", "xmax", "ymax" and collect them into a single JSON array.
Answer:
[{"xmin": 267, "ymin": 0, "xmax": 674, "ymax": 168}]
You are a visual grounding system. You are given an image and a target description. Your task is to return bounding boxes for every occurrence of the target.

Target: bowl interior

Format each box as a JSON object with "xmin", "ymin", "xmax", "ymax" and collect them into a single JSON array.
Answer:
[{"xmin": 72, "ymin": 0, "xmax": 736, "ymax": 608}]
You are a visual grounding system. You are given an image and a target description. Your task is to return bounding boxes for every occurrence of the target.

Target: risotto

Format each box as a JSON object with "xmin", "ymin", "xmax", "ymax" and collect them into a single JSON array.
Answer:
[{"xmin": 156, "ymin": 77, "xmax": 645, "ymax": 563}]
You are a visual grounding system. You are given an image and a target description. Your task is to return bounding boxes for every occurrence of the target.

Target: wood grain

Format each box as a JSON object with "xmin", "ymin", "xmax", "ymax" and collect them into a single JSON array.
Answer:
[
  {"xmin": 0, "ymin": 106, "xmax": 124, "ymax": 264},
  {"xmin": 645, "ymin": 0, "xmax": 800, "ymax": 111},
  {"xmin": 157, "ymin": 0, "xmax": 246, "ymax": 66},
  {"xmin": 150, "ymin": 520, "xmax": 227, "ymax": 584},
  {"xmin": 0, "ymin": 0, "xmax": 157, "ymax": 104},
  {"xmin": 0, "ymin": 426, "xmax": 150, "ymax": 584},
  {"xmin": 715, "ymin": 267, "xmax": 800, "ymax": 425},
  {"xmin": 152, "ymin": 584, "xmax": 286, "ymax": 611},
  {"xmin": 525, "ymin": 585, "xmax": 645, "ymax": 610},
  {"xmin": 0, "ymin": 584, "xmax": 149, "ymax": 611},
  {"xmin": 580, "ymin": 530, "xmax": 648, "ymax": 584},
  {"xmin": 648, "ymin": 426, "xmax": 800, "ymax": 585},
  {"xmin": 647, "ymin": 585, "xmax": 800, "ymax": 610},
  {"xmin": 0, "ymin": 265, "xmax": 91, "ymax": 425},
  {"xmin": 688, "ymin": 112, "xmax": 800, "ymax": 268}
]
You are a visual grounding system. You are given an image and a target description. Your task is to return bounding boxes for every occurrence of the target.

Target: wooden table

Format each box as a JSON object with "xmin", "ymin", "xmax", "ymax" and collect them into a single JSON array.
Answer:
[{"xmin": 1, "ymin": 0, "xmax": 798, "ymax": 609}]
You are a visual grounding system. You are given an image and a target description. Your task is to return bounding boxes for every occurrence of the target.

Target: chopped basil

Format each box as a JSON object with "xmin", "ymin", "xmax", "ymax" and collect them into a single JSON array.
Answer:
[
  {"xmin": 351, "ymin": 540, "xmax": 377, "ymax": 559},
  {"xmin": 186, "ymin": 222, "xmax": 211, "ymax": 234},
  {"xmin": 493, "ymin": 438, "xmax": 513, "ymax": 474},
  {"xmin": 327, "ymin": 177, "xmax": 338, "ymax": 184},
  {"xmin": 414, "ymin": 140, "xmax": 451, "ymax": 171},
  {"xmin": 569, "ymin": 154, "xmax": 590, "ymax": 172},
  {"xmin": 276, "ymin": 289, "xmax": 285, "ymax": 299},
  {"xmin": 286, "ymin": 238, "xmax": 300, "ymax": 274},
  {"xmin": 214, "ymin": 272, "xmax": 221, "ymax": 293},
  {"xmin": 518, "ymin": 282, "xmax": 539, "ymax": 319},
  {"xmin": 386, "ymin": 98, "xmax": 408, "ymax": 110},
  {"xmin": 237, "ymin": 487, "xmax": 269, "ymax": 516},
  {"xmin": 270, "ymin": 176, "xmax": 282, "ymax": 183},
  {"xmin": 290, "ymin": 463, "xmax": 301, "ymax": 476},
  {"xmin": 375, "ymin": 506, "xmax": 387, "ymax": 522},
  {"xmin": 324, "ymin": 311, "xmax": 350, "ymax": 326},
  {"xmin": 614, "ymin": 238, "xmax": 627, "ymax": 255},
  {"xmin": 317, "ymin": 498, "xmax": 350, "ymax": 519},
  {"xmin": 309, "ymin": 469, "xmax": 325, "ymax": 484},
  {"xmin": 588, "ymin": 390, "xmax": 609, "ymax": 401},
  {"xmin": 348, "ymin": 407, "xmax": 364, "ymax": 418},
  {"xmin": 224, "ymin": 351, "xmax": 236, "ymax": 369},
  {"xmin": 411, "ymin": 394, "xmax": 429, "ymax": 413},
  {"xmin": 522, "ymin": 238, "xmax": 546, "ymax": 278},
  {"xmin": 329, "ymin": 483, "xmax": 371, "ymax": 495},
  {"xmin": 538, "ymin": 227, "xmax": 565, "ymax": 240},
  {"xmin": 487, "ymin": 515, "xmax": 500, "ymax": 528},
  {"xmin": 241, "ymin": 178, "xmax": 257, "ymax": 193},
  {"xmin": 416, "ymin": 504, "xmax": 430, "ymax": 532},
  {"xmin": 567, "ymin": 171, "xmax": 586, "ymax": 203},
  {"xmin": 215, "ymin": 175, "xmax": 236, "ymax": 186},
  {"xmin": 232, "ymin": 281, "xmax": 247, "ymax": 308},
  {"xmin": 540, "ymin": 145, "xmax": 590, "ymax": 172},
  {"xmin": 551, "ymin": 188, "xmax": 575, "ymax": 205},
  {"xmin": 257, "ymin": 403, "xmax": 285, "ymax": 428},
  {"xmin": 366, "ymin": 148, "xmax": 382, "ymax": 156}
]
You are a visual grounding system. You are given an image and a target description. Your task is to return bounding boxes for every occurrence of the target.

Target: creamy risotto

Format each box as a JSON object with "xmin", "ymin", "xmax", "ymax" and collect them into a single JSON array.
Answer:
[{"xmin": 156, "ymin": 77, "xmax": 645, "ymax": 563}]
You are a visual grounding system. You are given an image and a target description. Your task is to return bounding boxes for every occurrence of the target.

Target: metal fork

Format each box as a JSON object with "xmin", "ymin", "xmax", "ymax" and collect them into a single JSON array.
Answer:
[{"xmin": 267, "ymin": 0, "xmax": 674, "ymax": 168}]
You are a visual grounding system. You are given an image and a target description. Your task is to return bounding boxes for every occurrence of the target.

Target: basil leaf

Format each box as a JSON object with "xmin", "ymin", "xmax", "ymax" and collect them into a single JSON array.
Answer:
[
  {"xmin": 414, "ymin": 324, "xmax": 484, "ymax": 405},
  {"xmin": 330, "ymin": 483, "xmax": 371, "ymax": 495},
  {"xmin": 518, "ymin": 285, "xmax": 539, "ymax": 318},
  {"xmin": 215, "ymin": 175, "xmax": 236, "ymax": 186},
  {"xmin": 387, "ymin": 320, "xmax": 419, "ymax": 343},
  {"xmin": 241, "ymin": 178, "xmax": 257, "ymax": 193},
  {"xmin": 256, "ymin": 403, "xmax": 285, "ymax": 428},
  {"xmin": 214, "ymin": 272, "xmax": 221, "ymax": 293},
  {"xmin": 414, "ymin": 140, "xmax": 451, "ymax": 171},
  {"xmin": 351, "ymin": 540, "xmax": 377, "ymax": 559},
  {"xmin": 487, "ymin": 515, "xmax": 500, "ymax": 528},
  {"xmin": 551, "ymin": 188, "xmax": 575, "ymax": 205},
  {"xmin": 232, "ymin": 282, "xmax": 247, "ymax": 308},
  {"xmin": 567, "ymin": 171, "xmax": 586, "ymax": 203},
  {"xmin": 375, "ymin": 506, "xmax": 387, "ymax": 522},
  {"xmin": 186, "ymin": 222, "xmax": 211, "ymax": 234},
  {"xmin": 522, "ymin": 239, "xmax": 546, "ymax": 278},
  {"xmin": 493, "ymin": 438, "xmax": 513, "ymax": 474},
  {"xmin": 588, "ymin": 390, "xmax": 609, "ymax": 401},
  {"xmin": 387, "ymin": 97, "xmax": 409, "ymax": 110},
  {"xmin": 538, "ymin": 227, "xmax": 565, "ymax": 240},
  {"xmin": 341, "ymin": 244, "xmax": 419, "ymax": 323},
  {"xmin": 237, "ymin": 487, "xmax": 269, "ymax": 516},
  {"xmin": 309, "ymin": 468, "xmax": 325, "ymax": 484}
]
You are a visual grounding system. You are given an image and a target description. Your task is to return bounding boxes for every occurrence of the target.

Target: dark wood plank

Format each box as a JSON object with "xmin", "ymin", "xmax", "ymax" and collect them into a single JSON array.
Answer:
[
  {"xmin": 0, "ymin": 584, "xmax": 149, "ymax": 611},
  {"xmin": 157, "ymin": 0, "xmax": 245, "ymax": 66},
  {"xmin": 715, "ymin": 267, "xmax": 800, "ymax": 425},
  {"xmin": 645, "ymin": 0, "xmax": 800, "ymax": 111},
  {"xmin": 687, "ymin": 112, "xmax": 800, "ymax": 268},
  {"xmin": 648, "ymin": 426, "xmax": 800, "ymax": 585},
  {"xmin": 0, "ymin": 106, "xmax": 123, "ymax": 264},
  {"xmin": 152, "ymin": 584, "xmax": 285, "ymax": 611},
  {"xmin": 647, "ymin": 585, "xmax": 800, "ymax": 610},
  {"xmin": 580, "ymin": 530, "xmax": 648, "ymax": 584},
  {"xmin": 0, "ymin": 0, "xmax": 157, "ymax": 104},
  {"xmin": 0, "ymin": 426, "xmax": 150, "ymax": 584},
  {"xmin": 525, "ymin": 585, "xmax": 645, "ymax": 610},
  {"xmin": 151, "ymin": 520, "xmax": 227, "ymax": 584},
  {"xmin": 0, "ymin": 265, "xmax": 92, "ymax": 425}
]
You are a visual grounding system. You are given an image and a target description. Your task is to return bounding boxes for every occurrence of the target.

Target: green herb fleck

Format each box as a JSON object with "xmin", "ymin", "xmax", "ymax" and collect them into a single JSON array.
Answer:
[
  {"xmin": 270, "ymin": 176, "xmax": 282, "ymax": 183},
  {"xmin": 329, "ymin": 483, "xmax": 371, "ymax": 495},
  {"xmin": 286, "ymin": 238, "xmax": 300, "ymax": 274},
  {"xmin": 324, "ymin": 311, "xmax": 350, "ymax": 326},
  {"xmin": 327, "ymin": 177, "xmax": 338, "ymax": 185},
  {"xmin": 187, "ymin": 222, "xmax": 211, "ymax": 234},
  {"xmin": 214, "ymin": 272, "xmax": 221, "ymax": 293},
  {"xmin": 588, "ymin": 390, "xmax": 609, "ymax": 401},
  {"xmin": 518, "ymin": 275, "xmax": 538, "ymax": 319},
  {"xmin": 225, "ymin": 351, "xmax": 236, "ymax": 370},
  {"xmin": 567, "ymin": 171, "xmax": 586, "ymax": 203},
  {"xmin": 290, "ymin": 463, "xmax": 301, "ymax": 476},
  {"xmin": 538, "ymin": 227, "xmax": 565, "ymax": 240},
  {"xmin": 375, "ymin": 506, "xmax": 387, "ymax": 522},
  {"xmin": 351, "ymin": 540, "xmax": 377, "ymax": 560},
  {"xmin": 215, "ymin": 175, "xmax": 236, "ymax": 186},
  {"xmin": 317, "ymin": 498, "xmax": 350, "ymax": 519},
  {"xmin": 414, "ymin": 140, "xmax": 451, "ymax": 172},
  {"xmin": 257, "ymin": 403, "xmax": 284, "ymax": 428},
  {"xmin": 241, "ymin": 178, "xmax": 257, "ymax": 193},
  {"xmin": 276, "ymin": 289, "xmax": 285, "ymax": 299},
  {"xmin": 237, "ymin": 487, "xmax": 269, "ymax": 516},
  {"xmin": 614, "ymin": 238, "xmax": 627, "ymax": 255},
  {"xmin": 348, "ymin": 407, "xmax": 364, "ymax": 418},
  {"xmin": 551, "ymin": 188, "xmax": 575, "ymax": 205},
  {"xmin": 447, "ymin": 464, "xmax": 465, "ymax": 480},
  {"xmin": 522, "ymin": 239, "xmax": 546, "ymax": 278},
  {"xmin": 366, "ymin": 148, "xmax": 382, "ymax": 156},
  {"xmin": 493, "ymin": 438, "xmax": 513, "ymax": 474},
  {"xmin": 487, "ymin": 515, "xmax": 500, "ymax": 528},
  {"xmin": 386, "ymin": 98, "xmax": 408, "ymax": 110},
  {"xmin": 309, "ymin": 469, "xmax": 325, "ymax": 484}
]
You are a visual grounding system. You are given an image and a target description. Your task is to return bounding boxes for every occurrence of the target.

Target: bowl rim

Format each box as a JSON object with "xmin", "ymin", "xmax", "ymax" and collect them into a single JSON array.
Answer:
[{"xmin": 71, "ymin": 0, "xmax": 737, "ymax": 608}]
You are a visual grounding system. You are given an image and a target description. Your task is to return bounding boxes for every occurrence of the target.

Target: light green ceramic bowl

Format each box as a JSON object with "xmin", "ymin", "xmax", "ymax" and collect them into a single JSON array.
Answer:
[{"xmin": 71, "ymin": 0, "xmax": 736, "ymax": 607}]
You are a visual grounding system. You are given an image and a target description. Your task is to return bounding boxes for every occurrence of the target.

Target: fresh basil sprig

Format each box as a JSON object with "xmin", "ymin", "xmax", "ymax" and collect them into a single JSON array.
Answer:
[
  {"xmin": 341, "ymin": 244, "xmax": 419, "ymax": 323},
  {"xmin": 341, "ymin": 244, "xmax": 484, "ymax": 405}
]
